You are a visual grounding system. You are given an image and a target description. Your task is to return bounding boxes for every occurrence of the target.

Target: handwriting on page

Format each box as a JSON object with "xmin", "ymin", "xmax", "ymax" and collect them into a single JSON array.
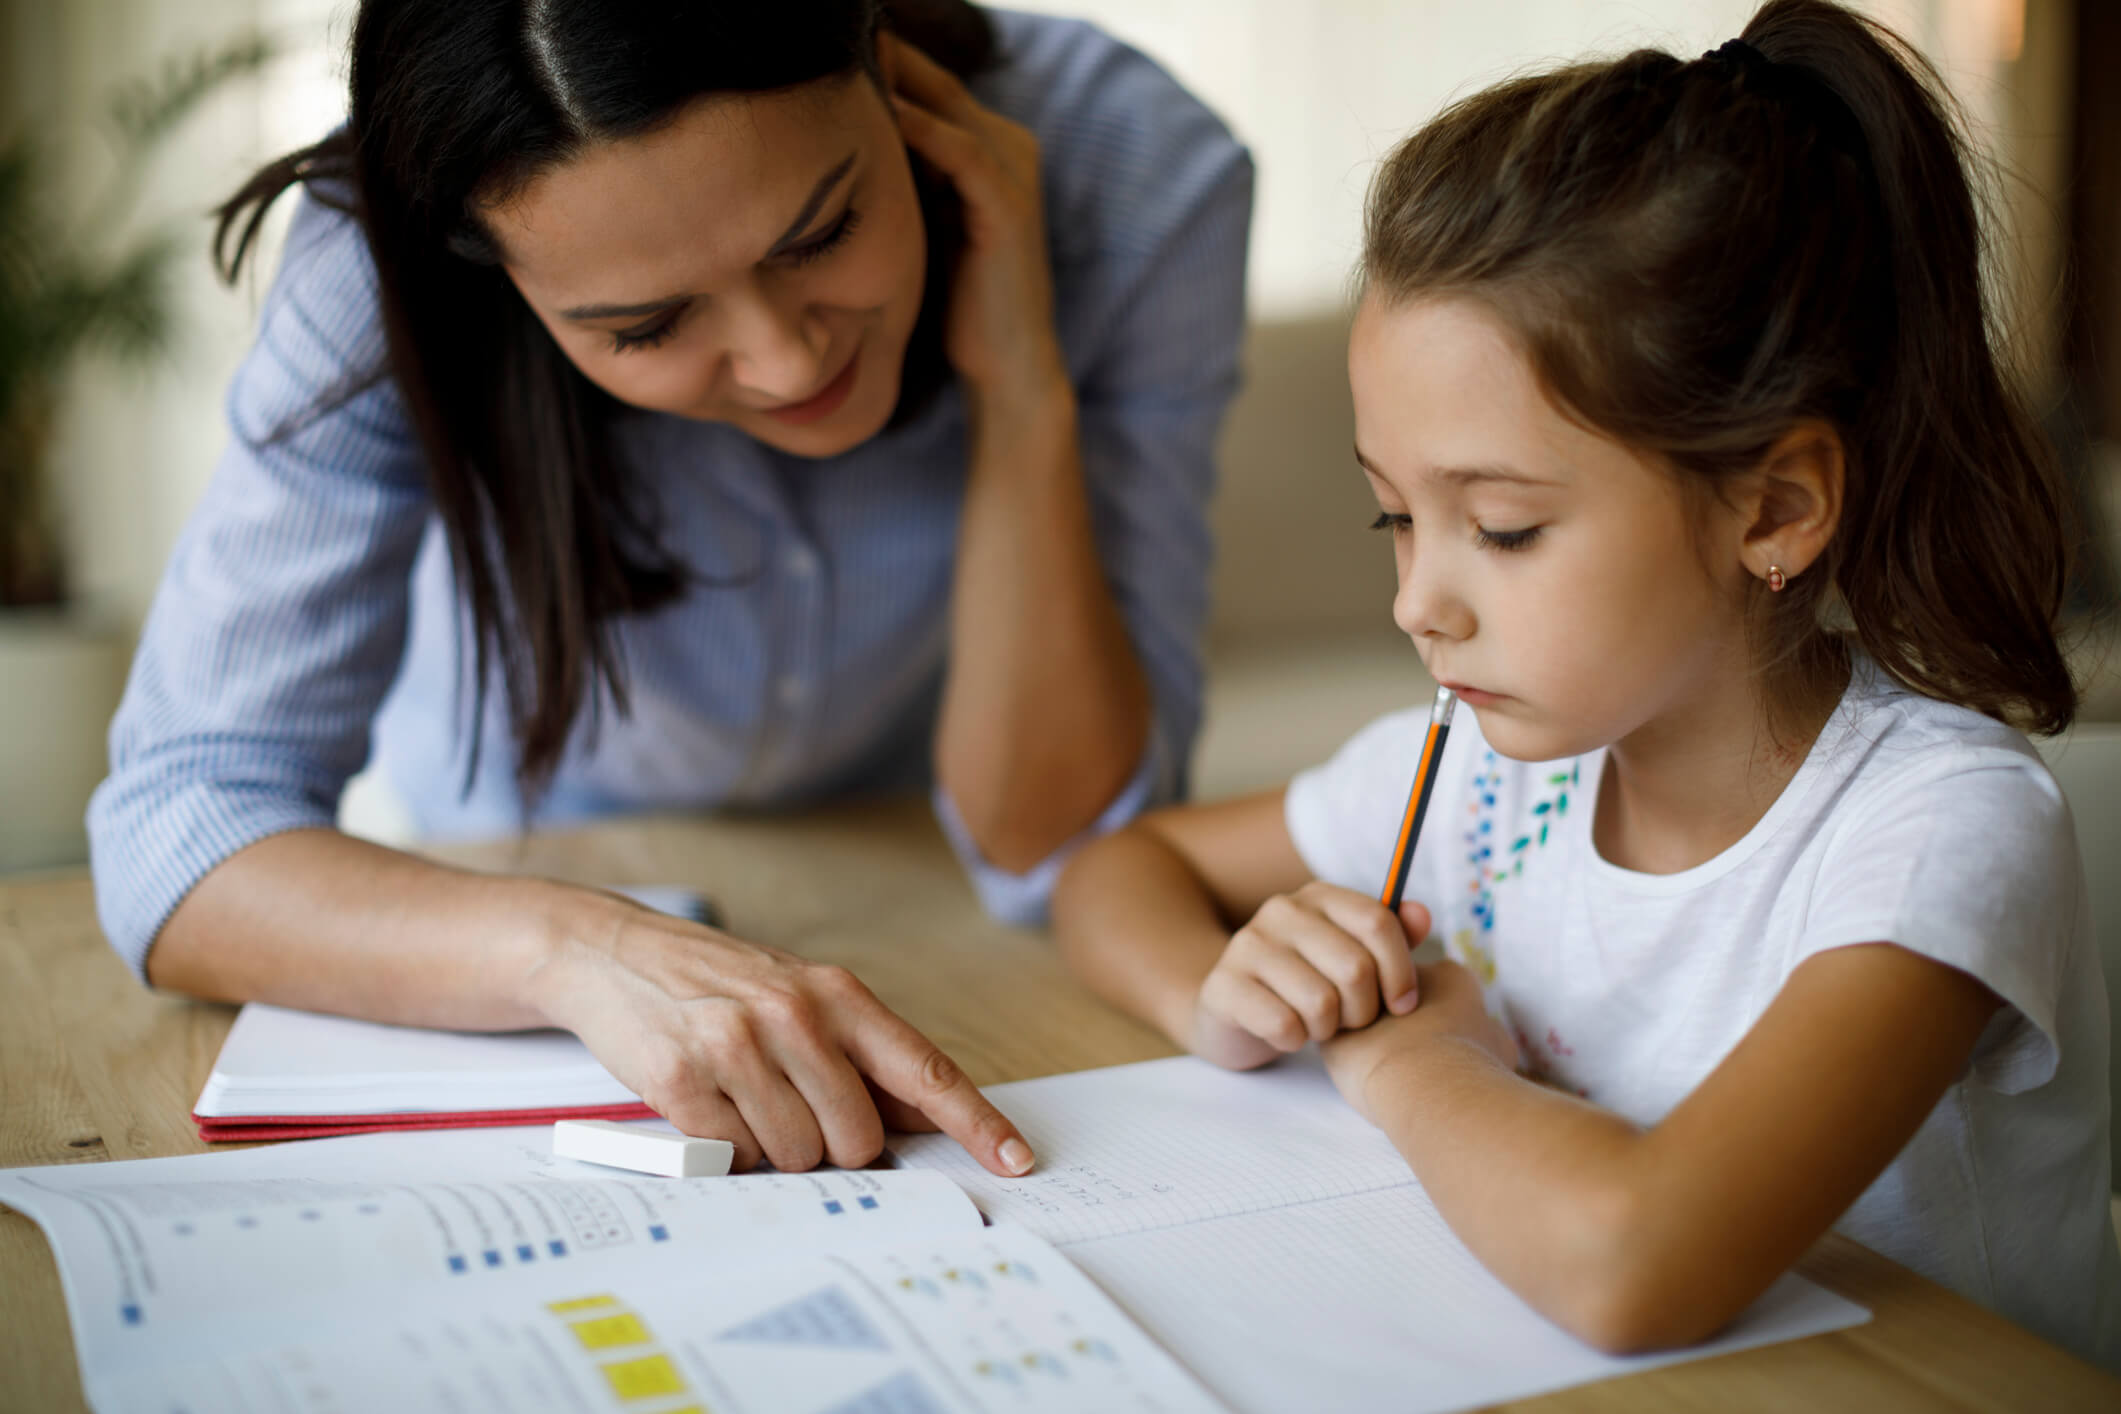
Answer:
[{"xmin": 893, "ymin": 1054, "xmax": 1415, "ymax": 1244}]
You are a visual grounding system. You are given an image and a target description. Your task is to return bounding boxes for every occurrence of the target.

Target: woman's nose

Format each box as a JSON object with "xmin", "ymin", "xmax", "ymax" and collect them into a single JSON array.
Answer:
[{"xmin": 725, "ymin": 289, "xmax": 829, "ymax": 402}]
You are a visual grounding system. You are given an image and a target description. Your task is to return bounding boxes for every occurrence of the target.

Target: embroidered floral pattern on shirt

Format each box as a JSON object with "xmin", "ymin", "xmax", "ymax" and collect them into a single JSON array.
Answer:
[{"xmin": 1458, "ymin": 752, "xmax": 1579, "ymax": 941}]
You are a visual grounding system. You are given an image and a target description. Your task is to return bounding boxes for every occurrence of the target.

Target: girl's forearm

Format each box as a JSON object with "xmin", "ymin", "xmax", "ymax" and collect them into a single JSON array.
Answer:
[
  {"xmin": 147, "ymin": 828, "xmax": 605, "ymax": 1030},
  {"xmin": 1362, "ymin": 1038, "xmax": 1678, "ymax": 1351},
  {"xmin": 1050, "ymin": 826, "xmax": 1231, "ymax": 1047},
  {"xmin": 935, "ymin": 378, "xmax": 1152, "ymax": 873}
]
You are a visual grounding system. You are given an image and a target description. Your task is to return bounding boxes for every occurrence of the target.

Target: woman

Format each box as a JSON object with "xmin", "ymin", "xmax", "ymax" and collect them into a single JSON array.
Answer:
[{"xmin": 89, "ymin": 0, "xmax": 1252, "ymax": 1177}]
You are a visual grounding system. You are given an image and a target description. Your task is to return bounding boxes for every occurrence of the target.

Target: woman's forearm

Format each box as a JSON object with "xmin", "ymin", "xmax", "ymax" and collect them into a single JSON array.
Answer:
[
  {"xmin": 147, "ymin": 827, "xmax": 601, "ymax": 1030},
  {"xmin": 936, "ymin": 378, "xmax": 1152, "ymax": 872},
  {"xmin": 1050, "ymin": 826, "xmax": 1229, "ymax": 1047}
]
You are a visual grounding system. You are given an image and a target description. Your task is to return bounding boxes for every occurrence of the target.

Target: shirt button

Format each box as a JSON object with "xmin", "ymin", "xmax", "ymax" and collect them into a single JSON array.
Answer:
[
  {"xmin": 785, "ymin": 547, "xmax": 819, "ymax": 578},
  {"xmin": 776, "ymin": 676, "xmax": 807, "ymax": 708}
]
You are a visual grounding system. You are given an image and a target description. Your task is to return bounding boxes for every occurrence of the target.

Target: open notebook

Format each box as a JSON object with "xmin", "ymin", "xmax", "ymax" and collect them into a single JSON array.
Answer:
[{"xmin": 17, "ymin": 1051, "xmax": 1869, "ymax": 1413}]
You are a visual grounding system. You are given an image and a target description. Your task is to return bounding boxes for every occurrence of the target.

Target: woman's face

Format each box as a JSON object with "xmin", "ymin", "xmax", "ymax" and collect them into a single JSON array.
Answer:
[{"xmin": 484, "ymin": 73, "xmax": 928, "ymax": 459}]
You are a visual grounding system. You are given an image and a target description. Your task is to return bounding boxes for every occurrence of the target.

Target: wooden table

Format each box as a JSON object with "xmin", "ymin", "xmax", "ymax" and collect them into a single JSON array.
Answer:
[{"xmin": 4, "ymin": 798, "xmax": 2117, "ymax": 1412}]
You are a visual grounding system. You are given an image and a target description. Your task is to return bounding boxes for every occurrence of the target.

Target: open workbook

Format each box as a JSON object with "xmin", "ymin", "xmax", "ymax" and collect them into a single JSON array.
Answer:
[{"xmin": 2, "ymin": 1055, "xmax": 1869, "ymax": 1414}]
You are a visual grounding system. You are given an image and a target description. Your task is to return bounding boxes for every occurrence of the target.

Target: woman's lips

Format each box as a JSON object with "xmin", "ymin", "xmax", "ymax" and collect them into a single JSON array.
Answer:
[{"xmin": 762, "ymin": 350, "xmax": 860, "ymax": 427}]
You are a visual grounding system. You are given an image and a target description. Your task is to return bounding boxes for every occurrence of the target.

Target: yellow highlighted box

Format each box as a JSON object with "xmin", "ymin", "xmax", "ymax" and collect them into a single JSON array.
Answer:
[
  {"xmin": 546, "ymin": 1294, "xmax": 619, "ymax": 1315},
  {"xmin": 600, "ymin": 1353, "xmax": 687, "ymax": 1401},
  {"xmin": 569, "ymin": 1312, "xmax": 652, "ymax": 1350}
]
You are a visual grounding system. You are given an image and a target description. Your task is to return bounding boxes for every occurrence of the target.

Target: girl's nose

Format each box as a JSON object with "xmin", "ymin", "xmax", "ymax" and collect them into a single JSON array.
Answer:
[{"xmin": 1393, "ymin": 551, "xmax": 1474, "ymax": 642}]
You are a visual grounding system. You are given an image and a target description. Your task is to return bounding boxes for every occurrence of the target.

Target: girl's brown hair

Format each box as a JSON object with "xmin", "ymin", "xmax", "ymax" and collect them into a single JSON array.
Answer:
[{"xmin": 1362, "ymin": 0, "xmax": 2076, "ymax": 734}]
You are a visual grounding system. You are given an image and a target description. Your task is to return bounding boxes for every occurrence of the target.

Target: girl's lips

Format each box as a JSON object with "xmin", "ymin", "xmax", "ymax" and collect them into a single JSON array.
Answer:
[
  {"xmin": 1438, "ymin": 680, "xmax": 1505, "ymax": 707},
  {"xmin": 762, "ymin": 349, "xmax": 859, "ymax": 426}
]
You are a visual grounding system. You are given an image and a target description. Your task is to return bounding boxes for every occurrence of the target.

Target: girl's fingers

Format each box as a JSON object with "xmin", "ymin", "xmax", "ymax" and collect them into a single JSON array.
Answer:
[
  {"xmin": 1249, "ymin": 948, "xmax": 1347, "ymax": 1043},
  {"xmin": 1201, "ymin": 970, "xmax": 1309, "ymax": 1053},
  {"xmin": 1320, "ymin": 894, "xmax": 1421, "ymax": 1015}
]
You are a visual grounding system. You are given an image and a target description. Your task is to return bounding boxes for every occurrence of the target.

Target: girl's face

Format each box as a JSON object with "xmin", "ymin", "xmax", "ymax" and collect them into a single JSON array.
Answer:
[
  {"xmin": 485, "ymin": 73, "xmax": 927, "ymax": 459},
  {"xmin": 1348, "ymin": 294, "xmax": 1756, "ymax": 763}
]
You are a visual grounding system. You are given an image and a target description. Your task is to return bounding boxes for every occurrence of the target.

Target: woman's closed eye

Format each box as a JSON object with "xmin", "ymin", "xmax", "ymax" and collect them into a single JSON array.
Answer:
[
  {"xmin": 779, "ymin": 207, "xmax": 862, "ymax": 268},
  {"xmin": 1369, "ymin": 511, "xmax": 1411, "ymax": 535},
  {"xmin": 608, "ymin": 209, "xmax": 863, "ymax": 354},
  {"xmin": 611, "ymin": 309, "xmax": 684, "ymax": 354}
]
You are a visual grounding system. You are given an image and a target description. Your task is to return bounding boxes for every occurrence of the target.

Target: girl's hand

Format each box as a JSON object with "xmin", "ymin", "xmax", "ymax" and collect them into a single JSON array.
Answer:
[
  {"xmin": 1189, "ymin": 884, "xmax": 1428, "ymax": 1070},
  {"xmin": 526, "ymin": 893, "xmax": 1034, "ymax": 1177},
  {"xmin": 1321, "ymin": 958, "xmax": 1520, "ymax": 1123},
  {"xmin": 884, "ymin": 35, "xmax": 1068, "ymax": 407}
]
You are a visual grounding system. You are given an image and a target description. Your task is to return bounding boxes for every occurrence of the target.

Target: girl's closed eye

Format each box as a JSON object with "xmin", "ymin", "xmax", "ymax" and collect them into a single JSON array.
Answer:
[
  {"xmin": 1475, "ymin": 524, "xmax": 1542, "ymax": 552},
  {"xmin": 1369, "ymin": 511, "xmax": 1412, "ymax": 535}
]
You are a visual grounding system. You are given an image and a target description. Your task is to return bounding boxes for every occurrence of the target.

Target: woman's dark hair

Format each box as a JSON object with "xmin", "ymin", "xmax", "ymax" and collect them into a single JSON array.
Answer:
[
  {"xmin": 1361, "ymin": 0, "xmax": 2077, "ymax": 735},
  {"xmin": 214, "ymin": 0, "xmax": 996, "ymax": 792}
]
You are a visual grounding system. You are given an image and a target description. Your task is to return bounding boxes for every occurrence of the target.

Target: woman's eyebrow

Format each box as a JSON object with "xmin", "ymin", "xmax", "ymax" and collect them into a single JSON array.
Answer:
[
  {"xmin": 764, "ymin": 151, "xmax": 858, "ymax": 257},
  {"xmin": 558, "ymin": 152, "xmax": 859, "ymax": 322}
]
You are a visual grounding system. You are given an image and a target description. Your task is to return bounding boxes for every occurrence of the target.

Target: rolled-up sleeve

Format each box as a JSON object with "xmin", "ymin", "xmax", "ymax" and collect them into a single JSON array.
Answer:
[
  {"xmin": 88, "ymin": 195, "xmax": 430, "ymax": 981},
  {"xmin": 939, "ymin": 136, "xmax": 1254, "ymax": 924}
]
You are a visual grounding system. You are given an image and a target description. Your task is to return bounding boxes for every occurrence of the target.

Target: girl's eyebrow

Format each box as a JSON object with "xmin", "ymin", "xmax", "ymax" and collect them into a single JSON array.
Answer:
[
  {"xmin": 558, "ymin": 152, "xmax": 859, "ymax": 322},
  {"xmin": 1353, "ymin": 444, "xmax": 1559, "ymax": 487}
]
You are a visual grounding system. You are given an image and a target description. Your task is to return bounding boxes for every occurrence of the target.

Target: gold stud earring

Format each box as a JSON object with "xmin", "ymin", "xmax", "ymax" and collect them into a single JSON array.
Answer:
[{"xmin": 1767, "ymin": 565, "xmax": 1786, "ymax": 592}]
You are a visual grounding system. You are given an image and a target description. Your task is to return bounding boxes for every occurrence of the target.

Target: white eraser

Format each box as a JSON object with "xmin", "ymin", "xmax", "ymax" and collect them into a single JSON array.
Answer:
[{"xmin": 553, "ymin": 1120, "xmax": 735, "ymax": 1178}]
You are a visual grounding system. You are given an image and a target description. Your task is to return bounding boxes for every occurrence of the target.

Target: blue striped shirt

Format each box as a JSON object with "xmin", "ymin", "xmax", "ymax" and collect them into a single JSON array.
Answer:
[{"xmin": 89, "ymin": 10, "xmax": 1252, "ymax": 980}]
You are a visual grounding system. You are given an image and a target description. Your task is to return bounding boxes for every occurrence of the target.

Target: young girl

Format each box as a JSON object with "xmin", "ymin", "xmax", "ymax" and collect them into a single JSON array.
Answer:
[{"xmin": 1053, "ymin": 0, "xmax": 2121, "ymax": 1369}]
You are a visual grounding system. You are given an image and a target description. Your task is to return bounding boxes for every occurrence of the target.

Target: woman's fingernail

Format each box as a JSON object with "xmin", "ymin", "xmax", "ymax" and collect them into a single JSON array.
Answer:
[
  {"xmin": 1390, "ymin": 990, "xmax": 1418, "ymax": 1013},
  {"xmin": 999, "ymin": 1138, "xmax": 1034, "ymax": 1175}
]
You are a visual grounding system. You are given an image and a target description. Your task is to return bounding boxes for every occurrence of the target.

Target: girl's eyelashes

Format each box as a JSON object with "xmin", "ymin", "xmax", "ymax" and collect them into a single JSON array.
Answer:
[
  {"xmin": 1368, "ymin": 511, "xmax": 1542, "ymax": 552},
  {"xmin": 780, "ymin": 207, "xmax": 861, "ymax": 268},
  {"xmin": 1475, "ymin": 525, "xmax": 1543, "ymax": 552}
]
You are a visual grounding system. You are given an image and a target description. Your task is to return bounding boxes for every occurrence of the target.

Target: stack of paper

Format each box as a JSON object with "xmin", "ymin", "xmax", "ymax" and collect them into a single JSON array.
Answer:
[{"xmin": 193, "ymin": 1003, "xmax": 651, "ymax": 1140}]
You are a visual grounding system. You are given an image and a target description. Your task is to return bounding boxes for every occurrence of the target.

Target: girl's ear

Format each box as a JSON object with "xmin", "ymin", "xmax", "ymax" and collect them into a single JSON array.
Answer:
[{"xmin": 1737, "ymin": 419, "xmax": 1844, "ymax": 585}]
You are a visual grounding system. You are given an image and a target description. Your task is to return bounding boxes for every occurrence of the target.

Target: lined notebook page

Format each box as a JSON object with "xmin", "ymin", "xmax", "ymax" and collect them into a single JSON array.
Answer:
[
  {"xmin": 1066, "ymin": 1186, "xmax": 1865, "ymax": 1414},
  {"xmin": 895, "ymin": 1054, "xmax": 1869, "ymax": 1414},
  {"xmin": 892, "ymin": 1054, "xmax": 1412, "ymax": 1243}
]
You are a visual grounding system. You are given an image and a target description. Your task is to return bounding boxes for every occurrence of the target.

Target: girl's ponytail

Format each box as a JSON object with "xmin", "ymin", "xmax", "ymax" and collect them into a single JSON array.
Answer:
[
  {"xmin": 1363, "ymin": 0, "xmax": 2078, "ymax": 734},
  {"xmin": 1739, "ymin": 0, "xmax": 2075, "ymax": 731}
]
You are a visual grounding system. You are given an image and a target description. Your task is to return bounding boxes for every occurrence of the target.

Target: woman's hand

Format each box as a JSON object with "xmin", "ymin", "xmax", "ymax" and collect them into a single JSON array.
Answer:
[
  {"xmin": 884, "ymin": 35, "xmax": 1067, "ymax": 408},
  {"xmin": 525, "ymin": 892, "xmax": 1035, "ymax": 1177},
  {"xmin": 1321, "ymin": 958, "xmax": 1519, "ymax": 1123},
  {"xmin": 1189, "ymin": 884, "xmax": 1428, "ymax": 1070}
]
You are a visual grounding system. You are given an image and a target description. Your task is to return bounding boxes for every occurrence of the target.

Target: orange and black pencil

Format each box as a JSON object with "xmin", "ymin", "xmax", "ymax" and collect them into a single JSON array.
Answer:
[{"xmin": 1380, "ymin": 685, "xmax": 1457, "ymax": 912}]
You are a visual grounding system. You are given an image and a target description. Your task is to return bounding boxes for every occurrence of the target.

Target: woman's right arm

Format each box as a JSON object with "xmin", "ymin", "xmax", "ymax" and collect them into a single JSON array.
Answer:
[
  {"xmin": 154, "ymin": 829, "xmax": 1031, "ymax": 1175},
  {"xmin": 92, "ymin": 195, "xmax": 1030, "ymax": 1176}
]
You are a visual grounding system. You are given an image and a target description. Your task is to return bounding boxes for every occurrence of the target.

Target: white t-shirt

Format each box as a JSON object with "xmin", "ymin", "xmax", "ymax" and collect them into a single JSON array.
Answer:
[{"xmin": 1285, "ymin": 658, "xmax": 2121, "ymax": 1369}]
